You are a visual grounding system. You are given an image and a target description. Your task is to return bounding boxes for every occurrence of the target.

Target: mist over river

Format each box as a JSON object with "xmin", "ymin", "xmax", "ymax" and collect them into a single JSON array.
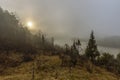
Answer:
[{"xmin": 55, "ymin": 40, "xmax": 120, "ymax": 57}]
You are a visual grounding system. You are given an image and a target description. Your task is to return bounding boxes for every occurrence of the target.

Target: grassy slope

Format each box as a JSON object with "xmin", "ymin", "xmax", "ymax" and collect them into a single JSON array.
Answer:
[{"xmin": 0, "ymin": 55, "xmax": 119, "ymax": 80}]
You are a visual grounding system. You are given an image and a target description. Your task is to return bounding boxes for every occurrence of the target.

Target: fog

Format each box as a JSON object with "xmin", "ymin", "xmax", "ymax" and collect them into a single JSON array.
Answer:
[{"xmin": 0, "ymin": 0, "xmax": 120, "ymax": 43}]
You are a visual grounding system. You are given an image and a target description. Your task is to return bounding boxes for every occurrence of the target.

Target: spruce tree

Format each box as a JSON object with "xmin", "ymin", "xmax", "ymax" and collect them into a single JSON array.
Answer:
[{"xmin": 85, "ymin": 31, "xmax": 100, "ymax": 63}]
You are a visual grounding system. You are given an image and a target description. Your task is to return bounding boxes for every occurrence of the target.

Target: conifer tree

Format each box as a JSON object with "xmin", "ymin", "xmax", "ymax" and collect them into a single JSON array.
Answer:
[
  {"xmin": 85, "ymin": 31, "xmax": 100, "ymax": 63},
  {"xmin": 42, "ymin": 34, "xmax": 45, "ymax": 44}
]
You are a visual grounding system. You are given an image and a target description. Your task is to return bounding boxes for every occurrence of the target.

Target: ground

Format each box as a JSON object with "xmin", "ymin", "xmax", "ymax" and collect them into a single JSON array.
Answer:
[{"xmin": 0, "ymin": 55, "xmax": 119, "ymax": 80}]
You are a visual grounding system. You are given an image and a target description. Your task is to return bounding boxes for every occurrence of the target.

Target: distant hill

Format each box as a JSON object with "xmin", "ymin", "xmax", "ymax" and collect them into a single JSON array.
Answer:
[
  {"xmin": 97, "ymin": 36, "xmax": 120, "ymax": 48},
  {"xmin": 80, "ymin": 36, "xmax": 120, "ymax": 48}
]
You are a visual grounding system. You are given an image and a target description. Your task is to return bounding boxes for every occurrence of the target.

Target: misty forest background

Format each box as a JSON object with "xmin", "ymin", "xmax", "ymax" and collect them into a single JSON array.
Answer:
[{"xmin": 0, "ymin": 7, "xmax": 120, "ymax": 79}]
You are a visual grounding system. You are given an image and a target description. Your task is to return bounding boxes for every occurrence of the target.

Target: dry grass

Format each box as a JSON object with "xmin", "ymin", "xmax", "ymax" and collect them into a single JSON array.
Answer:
[{"xmin": 0, "ymin": 55, "xmax": 119, "ymax": 80}]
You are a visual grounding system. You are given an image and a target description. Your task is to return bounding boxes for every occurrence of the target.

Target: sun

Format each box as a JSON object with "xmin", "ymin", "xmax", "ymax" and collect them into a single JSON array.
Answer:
[{"xmin": 27, "ymin": 21, "xmax": 33, "ymax": 29}]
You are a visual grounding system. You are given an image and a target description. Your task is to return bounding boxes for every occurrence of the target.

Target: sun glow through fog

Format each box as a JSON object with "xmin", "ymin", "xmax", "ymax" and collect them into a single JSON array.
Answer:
[{"xmin": 27, "ymin": 21, "xmax": 33, "ymax": 29}]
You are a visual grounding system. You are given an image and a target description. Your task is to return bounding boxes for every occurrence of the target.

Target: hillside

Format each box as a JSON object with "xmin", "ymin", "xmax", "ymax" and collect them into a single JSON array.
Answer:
[{"xmin": 0, "ymin": 54, "xmax": 119, "ymax": 80}]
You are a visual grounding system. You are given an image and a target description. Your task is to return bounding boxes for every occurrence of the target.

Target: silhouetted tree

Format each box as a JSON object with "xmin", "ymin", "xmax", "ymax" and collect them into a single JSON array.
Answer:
[
  {"xmin": 70, "ymin": 40, "xmax": 80, "ymax": 67},
  {"xmin": 51, "ymin": 37, "xmax": 54, "ymax": 48},
  {"xmin": 42, "ymin": 34, "xmax": 45, "ymax": 44},
  {"xmin": 85, "ymin": 31, "xmax": 100, "ymax": 63}
]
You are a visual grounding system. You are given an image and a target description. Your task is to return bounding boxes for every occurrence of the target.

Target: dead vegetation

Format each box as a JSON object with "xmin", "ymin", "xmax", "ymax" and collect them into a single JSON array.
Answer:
[{"xmin": 0, "ymin": 53, "xmax": 119, "ymax": 80}]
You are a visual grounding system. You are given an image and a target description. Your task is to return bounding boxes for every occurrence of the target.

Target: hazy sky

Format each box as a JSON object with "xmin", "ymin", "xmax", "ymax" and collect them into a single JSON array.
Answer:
[{"xmin": 0, "ymin": 0, "xmax": 120, "ymax": 42}]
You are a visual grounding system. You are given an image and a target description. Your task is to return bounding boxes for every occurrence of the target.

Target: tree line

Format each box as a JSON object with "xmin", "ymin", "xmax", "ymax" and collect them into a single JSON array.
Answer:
[{"xmin": 0, "ymin": 7, "xmax": 56, "ymax": 54}]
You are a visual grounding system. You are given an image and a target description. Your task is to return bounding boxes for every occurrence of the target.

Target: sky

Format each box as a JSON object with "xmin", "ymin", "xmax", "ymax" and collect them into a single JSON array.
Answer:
[{"xmin": 0, "ymin": 0, "xmax": 120, "ymax": 44}]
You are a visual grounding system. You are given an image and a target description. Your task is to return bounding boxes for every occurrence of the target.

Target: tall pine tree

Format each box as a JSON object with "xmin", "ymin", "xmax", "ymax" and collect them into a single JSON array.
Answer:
[{"xmin": 85, "ymin": 30, "xmax": 100, "ymax": 63}]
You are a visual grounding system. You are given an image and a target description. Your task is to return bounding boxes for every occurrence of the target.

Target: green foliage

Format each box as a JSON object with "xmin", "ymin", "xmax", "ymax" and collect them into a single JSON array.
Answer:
[
  {"xmin": 85, "ymin": 31, "xmax": 100, "ymax": 62},
  {"xmin": 98, "ymin": 53, "xmax": 115, "ymax": 67},
  {"xmin": 100, "ymin": 53, "xmax": 114, "ymax": 65},
  {"xmin": 97, "ymin": 53, "xmax": 119, "ymax": 74}
]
